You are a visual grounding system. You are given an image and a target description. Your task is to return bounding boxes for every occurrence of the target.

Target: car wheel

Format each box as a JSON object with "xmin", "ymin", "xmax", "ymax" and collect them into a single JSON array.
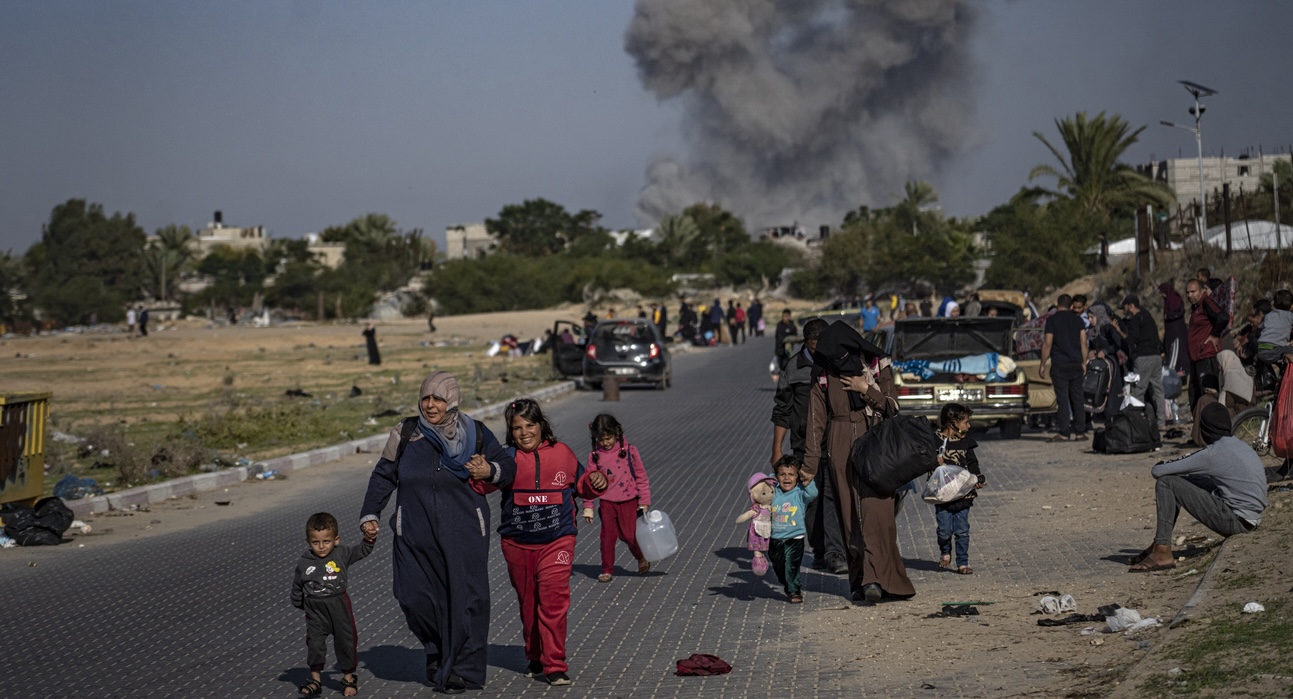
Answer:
[
  {"xmin": 585, "ymin": 380, "xmax": 601, "ymax": 391},
  {"xmin": 1000, "ymin": 419, "xmax": 1023, "ymax": 440}
]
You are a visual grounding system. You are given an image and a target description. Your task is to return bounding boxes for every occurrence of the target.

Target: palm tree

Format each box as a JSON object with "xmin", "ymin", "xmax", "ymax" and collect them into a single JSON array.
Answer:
[
  {"xmin": 1030, "ymin": 111, "xmax": 1175, "ymax": 225},
  {"xmin": 146, "ymin": 224, "xmax": 194, "ymax": 301},
  {"xmin": 655, "ymin": 214, "xmax": 699, "ymax": 267}
]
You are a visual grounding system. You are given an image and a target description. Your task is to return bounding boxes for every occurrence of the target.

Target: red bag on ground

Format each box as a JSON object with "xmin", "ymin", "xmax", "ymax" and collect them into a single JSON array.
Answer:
[
  {"xmin": 1273, "ymin": 370, "xmax": 1293, "ymax": 458},
  {"xmin": 675, "ymin": 654, "xmax": 732, "ymax": 676}
]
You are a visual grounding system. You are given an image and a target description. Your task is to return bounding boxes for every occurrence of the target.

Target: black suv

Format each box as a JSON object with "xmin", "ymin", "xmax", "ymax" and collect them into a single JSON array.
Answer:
[{"xmin": 582, "ymin": 319, "xmax": 672, "ymax": 390}]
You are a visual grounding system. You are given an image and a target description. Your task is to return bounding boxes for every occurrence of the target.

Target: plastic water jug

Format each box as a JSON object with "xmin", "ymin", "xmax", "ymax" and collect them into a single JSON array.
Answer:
[{"xmin": 635, "ymin": 509, "xmax": 678, "ymax": 563}]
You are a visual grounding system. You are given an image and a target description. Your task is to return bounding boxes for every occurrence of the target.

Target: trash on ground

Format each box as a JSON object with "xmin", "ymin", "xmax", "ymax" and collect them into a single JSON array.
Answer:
[
  {"xmin": 1105, "ymin": 607, "xmax": 1142, "ymax": 633},
  {"xmin": 1123, "ymin": 618, "xmax": 1162, "ymax": 635},
  {"xmin": 1243, "ymin": 602, "xmax": 1266, "ymax": 614},
  {"xmin": 1036, "ymin": 596, "xmax": 1060, "ymax": 614},
  {"xmin": 215, "ymin": 501, "xmax": 231, "ymax": 506},
  {"xmin": 1059, "ymin": 594, "xmax": 1076, "ymax": 612},
  {"xmin": 1167, "ymin": 668, "xmax": 1182, "ymax": 677},
  {"xmin": 1037, "ymin": 614, "xmax": 1104, "ymax": 627},
  {"xmin": 0, "ymin": 535, "xmax": 15, "ymax": 548},
  {"xmin": 1089, "ymin": 638, "xmax": 1104, "ymax": 646},
  {"xmin": 255, "ymin": 469, "xmax": 281, "ymax": 481},
  {"xmin": 0, "ymin": 497, "xmax": 75, "ymax": 546},
  {"xmin": 928, "ymin": 605, "xmax": 979, "ymax": 618},
  {"xmin": 50, "ymin": 431, "xmax": 84, "ymax": 444},
  {"xmin": 1177, "ymin": 568, "xmax": 1200, "ymax": 577},
  {"xmin": 69, "ymin": 520, "xmax": 92, "ymax": 535},
  {"xmin": 52, "ymin": 474, "xmax": 104, "ymax": 501}
]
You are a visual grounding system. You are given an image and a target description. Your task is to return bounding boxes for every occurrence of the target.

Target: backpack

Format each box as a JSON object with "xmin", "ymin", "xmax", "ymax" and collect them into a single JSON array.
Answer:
[
  {"xmin": 849, "ymin": 414, "xmax": 941, "ymax": 496},
  {"xmin": 1082, "ymin": 356, "xmax": 1114, "ymax": 413},
  {"xmin": 394, "ymin": 416, "xmax": 485, "ymax": 481}
]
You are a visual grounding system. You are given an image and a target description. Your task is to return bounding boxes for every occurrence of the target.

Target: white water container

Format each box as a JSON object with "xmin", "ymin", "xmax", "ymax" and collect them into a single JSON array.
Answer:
[{"xmin": 636, "ymin": 509, "xmax": 678, "ymax": 562}]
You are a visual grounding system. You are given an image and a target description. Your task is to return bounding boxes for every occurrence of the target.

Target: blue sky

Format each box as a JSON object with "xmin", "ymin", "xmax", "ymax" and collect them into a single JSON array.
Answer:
[{"xmin": 2, "ymin": 1, "xmax": 1290, "ymax": 254}]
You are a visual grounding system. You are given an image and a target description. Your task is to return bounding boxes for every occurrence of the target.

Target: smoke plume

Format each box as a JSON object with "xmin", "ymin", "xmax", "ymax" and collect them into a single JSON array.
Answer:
[{"xmin": 625, "ymin": 0, "xmax": 980, "ymax": 230}]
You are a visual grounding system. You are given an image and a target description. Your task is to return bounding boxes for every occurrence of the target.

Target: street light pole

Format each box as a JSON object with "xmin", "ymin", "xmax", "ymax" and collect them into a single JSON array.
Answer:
[{"xmin": 1161, "ymin": 80, "xmax": 1218, "ymax": 240}]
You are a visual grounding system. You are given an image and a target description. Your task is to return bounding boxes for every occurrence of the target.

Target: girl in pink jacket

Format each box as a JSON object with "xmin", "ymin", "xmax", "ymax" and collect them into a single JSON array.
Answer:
[{"xmin": 582, "ymin": 413, "xmax": 653, "ymax": 582}]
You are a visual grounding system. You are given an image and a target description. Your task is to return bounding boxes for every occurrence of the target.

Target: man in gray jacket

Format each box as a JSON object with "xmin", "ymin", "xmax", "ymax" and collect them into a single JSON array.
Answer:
[{"xmin": 1128, "ymin": 402, "xmax": 1267, "ymax": 572}]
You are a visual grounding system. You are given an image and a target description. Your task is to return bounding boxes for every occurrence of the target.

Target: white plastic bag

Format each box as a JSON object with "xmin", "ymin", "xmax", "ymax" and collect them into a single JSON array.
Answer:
[{"xmin": 922, "ymin": 464, "xmax": 977, "ymax": 504}]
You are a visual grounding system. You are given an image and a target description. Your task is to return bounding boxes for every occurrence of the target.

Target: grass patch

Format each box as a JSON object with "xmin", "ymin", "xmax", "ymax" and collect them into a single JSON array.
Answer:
[
  {"xmin": 1138, "ymin": 598, "xmax": 1293, "ymax": 697},
  {"xmin": 1214, "ymin": 572, "xmax": 1260, "ymax": 590}
]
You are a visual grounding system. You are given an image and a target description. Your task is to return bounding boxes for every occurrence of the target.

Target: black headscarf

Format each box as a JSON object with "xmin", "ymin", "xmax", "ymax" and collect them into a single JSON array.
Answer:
[{"xmin": 812, "ymin": 320, "xmax": 888, "ymax": 411}]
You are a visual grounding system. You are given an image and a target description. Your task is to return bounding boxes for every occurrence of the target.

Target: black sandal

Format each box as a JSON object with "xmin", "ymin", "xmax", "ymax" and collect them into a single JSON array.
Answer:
[
  {"xmin": 341, "ymin": 674, "xmax": 358, "ymax": 697},
  {"xmin": 297, "ymin": 679, "xmax": 322, "ymax": 697}
]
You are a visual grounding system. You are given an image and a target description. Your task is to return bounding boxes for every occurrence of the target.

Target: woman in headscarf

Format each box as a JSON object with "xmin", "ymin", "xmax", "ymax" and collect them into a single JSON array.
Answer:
[
  {"xmin": 803, "ymin": 321, "xmax": 914, "ymax": 604},
  {"xmin": 1159, "ymin": 282, "xmax": 1190, "ymax": 375},
  {"xmin": 360, "ymin": 371, "xmax": 516, "ymax": 694}
]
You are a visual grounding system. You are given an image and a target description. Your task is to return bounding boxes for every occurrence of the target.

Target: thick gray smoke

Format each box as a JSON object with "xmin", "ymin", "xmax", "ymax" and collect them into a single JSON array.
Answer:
[{"xmin": 625, "ymin": 0, "xmax": 980, "ymax": 230}]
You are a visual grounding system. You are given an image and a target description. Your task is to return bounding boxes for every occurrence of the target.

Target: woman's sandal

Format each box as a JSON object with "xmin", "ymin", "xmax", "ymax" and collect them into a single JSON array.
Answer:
[
  {"xmin": 638, "ymin": 559, "xmax": 651, "ymax": 574},
  {"xmin": 939, "ymin": 554, "xmax": 952, "ymax": 569},
  {"xmin": 341, "ymin": 675, "xmax": 358, "ymax": 697},
  {"xmin": 297, "ymin": 679, "xmax": 322, "ymax": 697},
  {"xmin": 597, "ymin": 573, "xmax": 612, "ymax": 583},
  {"xmin": 957, "ymin": 566, "xmax": 974, "ymax": 575}
]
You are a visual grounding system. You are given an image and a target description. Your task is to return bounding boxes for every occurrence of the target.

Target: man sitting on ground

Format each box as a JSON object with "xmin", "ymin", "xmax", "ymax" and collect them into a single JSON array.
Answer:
[{"xmin": 1129, "ymin": 402, "xmax": 1267, "ymax": 572}]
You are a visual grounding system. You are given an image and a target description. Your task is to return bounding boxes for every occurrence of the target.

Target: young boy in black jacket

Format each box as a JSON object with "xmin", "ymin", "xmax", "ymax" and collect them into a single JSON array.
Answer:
[
  {"xmin": 291, "ymin": 512, "xmax": 375, "ymax": 697},
  {"xmin": 934, "ymin": 404, "xmax": 986, "ymax": 575}
]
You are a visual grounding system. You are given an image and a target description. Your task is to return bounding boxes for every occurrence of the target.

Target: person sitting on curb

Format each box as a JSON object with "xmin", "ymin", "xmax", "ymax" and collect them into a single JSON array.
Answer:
[{"xmin": 1128, "ymin": 401, "xmax": 1267, "ymax": 572}]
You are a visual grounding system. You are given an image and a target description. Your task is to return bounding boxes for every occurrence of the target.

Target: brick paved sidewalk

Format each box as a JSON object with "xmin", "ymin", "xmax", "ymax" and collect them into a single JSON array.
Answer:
[{"xmin": 0, "ymin": 337, "xmax": 1156, "ymax": 698}]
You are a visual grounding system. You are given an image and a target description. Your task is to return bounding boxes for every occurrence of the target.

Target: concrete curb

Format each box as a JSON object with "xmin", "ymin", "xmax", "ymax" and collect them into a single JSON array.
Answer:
[{"xmin": 65, "ymin": 381, "xmax": 578, "ymax": 518}]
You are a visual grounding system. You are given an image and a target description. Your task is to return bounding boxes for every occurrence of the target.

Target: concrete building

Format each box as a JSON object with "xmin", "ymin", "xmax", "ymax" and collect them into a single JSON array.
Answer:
[
  {"xmin": 302, "ymin": 233, "xmax": 347, "ymax": 270},
  {"xmin": 445, "ymin": 223, "xmax": 496, "ymax": 260},
  {"xmin": 194, "ymin": 211, "xmax": 268, "ymax": 256},
  {"xmin": 1144, "ymin": 151, "xmax": 1291, "ymax": 213}
]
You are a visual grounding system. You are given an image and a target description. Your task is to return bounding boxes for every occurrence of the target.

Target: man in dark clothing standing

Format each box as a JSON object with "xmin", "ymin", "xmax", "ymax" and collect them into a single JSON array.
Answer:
[
  {"xmin": 748, "ymin": 298, "xmax": 764, "ymax": 336},
  {"xmin": 1111, "ymin": 294, "xmax": 1165, "ymax": 432},
  {"xmin": 1040, "ymin": 294, "xmax": 1088, "ymax": 441},
  {"xmin": 1185, "ymin": 279, "xmax": 1228, "ymax": 415},
  {"xmin": 770, "ymin": 319, "xmax": 846, "ymax": 574},
  {"xmin": 773, "ymin": 309, "xmax": 797, "ymax": 367}
]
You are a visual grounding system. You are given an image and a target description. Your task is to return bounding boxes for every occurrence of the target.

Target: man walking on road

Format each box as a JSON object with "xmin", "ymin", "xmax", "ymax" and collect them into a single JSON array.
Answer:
[
  {"xmin": 1040, "ymin": 294, "xmax": 1088, "ymax": 442},
  {"xmin": 770, "ymin": 319, "xmax": 847, "ymax": 574},
  {"xmin": 1185, "ymin": 279, "xmax": 1228, "ymax": 415},
  {"xmin": 1112, "ymin": 294, "xmax": 1165, "ymax": 432}
]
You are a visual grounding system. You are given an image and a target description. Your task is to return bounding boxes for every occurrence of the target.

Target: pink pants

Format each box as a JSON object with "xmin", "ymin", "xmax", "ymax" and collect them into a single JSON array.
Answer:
[
  {"xmin": 501, "ymin": 535, "xmax": 575, "ymax": 674},
  {"xmin": 599, "ymin": 499, "xmax": 645, "ymax": 575}
]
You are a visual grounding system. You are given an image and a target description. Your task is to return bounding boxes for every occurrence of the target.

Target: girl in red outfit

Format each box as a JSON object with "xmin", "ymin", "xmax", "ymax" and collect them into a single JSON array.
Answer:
[
  {"xmin": 466, "ymin": 398, "xmax": 606, "ymax": 687},
  {"xmin": 581, "ymin": 414, "xmax": 653, "ymax": 582}
]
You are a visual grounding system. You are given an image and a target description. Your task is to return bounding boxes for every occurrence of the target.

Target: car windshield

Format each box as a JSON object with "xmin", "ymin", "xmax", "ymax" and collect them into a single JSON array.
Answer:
[
  {"xmin": 597, "ymin": 322, "xmax": 651, "ymax": 343},
  {"xmin": 892, "ymin": 318, "xmax": 1014, "ymax": 360}
]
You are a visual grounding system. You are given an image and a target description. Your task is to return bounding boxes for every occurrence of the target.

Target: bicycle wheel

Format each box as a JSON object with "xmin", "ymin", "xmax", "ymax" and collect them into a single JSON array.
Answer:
[{"xmin": 1232, "ymin": 406, "xmax": 1284, "ymax": 469}]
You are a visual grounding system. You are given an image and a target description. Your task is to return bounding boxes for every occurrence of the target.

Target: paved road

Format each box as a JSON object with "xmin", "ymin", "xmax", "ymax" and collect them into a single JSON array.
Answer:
[{"xmin": 0, "ymin": 335, "xmax": 1142, "ymax": 698}]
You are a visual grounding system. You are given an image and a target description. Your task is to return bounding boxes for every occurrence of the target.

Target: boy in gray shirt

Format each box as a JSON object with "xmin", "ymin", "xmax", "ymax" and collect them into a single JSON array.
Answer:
[
  {"xmin": 292, "ymin": 512, "xmax": 375, "ymax": 697},
  {"xmin": 1257, "ymin": 289, "xmax": 1293, "ymax": 363},
  {"xmin": 1128, "ymin": 402, "xmax": 1267, "ymax": 572}
]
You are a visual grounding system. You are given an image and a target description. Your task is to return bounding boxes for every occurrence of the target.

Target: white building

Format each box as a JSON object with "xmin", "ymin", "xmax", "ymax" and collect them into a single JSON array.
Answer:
[
  {"xmin": 445, "ymin": 223, "xmax": 496, "ymax": 260},
  {"xmin": 194, "ymin": 211, "xmax": 267, "ymax": 256}
]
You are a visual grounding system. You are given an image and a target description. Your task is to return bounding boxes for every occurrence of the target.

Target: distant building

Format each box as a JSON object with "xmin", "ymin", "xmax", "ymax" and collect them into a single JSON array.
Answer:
[
  {"xmin": 445, "ymin": 223, "xmax": 496, "ymax": 260},
  {"xmin": 302, "ymin": 232, "xmax": 347, "ymax": 270},
  {"xmin": 194, "ymin": 211, "xmax": 267, "ymax": 257},
  {"xmin": 1144, "ymin": 152, "xmax": 1291, "ymax": 214}
]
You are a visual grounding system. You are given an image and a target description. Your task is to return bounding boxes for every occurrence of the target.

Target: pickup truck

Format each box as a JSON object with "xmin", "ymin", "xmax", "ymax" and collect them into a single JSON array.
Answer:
[{"xmin": 885, "ymin": 316, "xmax": 1028, "ymax": 438}]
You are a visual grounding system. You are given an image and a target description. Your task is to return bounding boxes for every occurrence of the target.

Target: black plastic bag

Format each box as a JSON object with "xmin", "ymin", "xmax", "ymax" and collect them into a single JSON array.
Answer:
[
  {"xmin": 0, "ymin": 497, "xmax": 72, "ymax": 546},
  {"xmin": 849, "ymin": 414, "xmax": 940, "ymax": 496},
  {"xmin": 1105, "ymin": 408, "xmax": 1159, "ymax": 454}
]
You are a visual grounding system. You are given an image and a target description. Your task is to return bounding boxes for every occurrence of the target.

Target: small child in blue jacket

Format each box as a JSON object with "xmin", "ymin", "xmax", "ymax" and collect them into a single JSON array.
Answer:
[{"xmin": 769, "ymin": 455, "xmax": 818, "ymax": 603}]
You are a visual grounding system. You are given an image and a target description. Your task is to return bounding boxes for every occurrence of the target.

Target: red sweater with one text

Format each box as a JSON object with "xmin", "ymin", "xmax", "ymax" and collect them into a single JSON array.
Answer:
[{"xmin": 474, "ymin": 441, "xmax": 602, "ymax": 544}]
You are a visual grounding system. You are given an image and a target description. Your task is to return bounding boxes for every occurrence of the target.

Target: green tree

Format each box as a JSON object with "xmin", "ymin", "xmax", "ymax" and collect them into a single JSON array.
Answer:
[
  {"xmin": 486, "ymin": 199, "xmax": 606, "ymax": 257},
  {"xmin": 981, "ymin": 190, "xmax": 1095, "ymax": 291},
  {"xmin": 193, "ymin": 245, "xmax": 267, "ymax": 310},
  {"xmin": 1251, "ymin": 159, "xmax": 1293, "ymax": 222},
  {"xmin": 26, "ymin": 199, "xmax": 147, "ymax": 324},
  {"xmin": 1029, "ymin": 111, "xmax": 1175, "ymax": 227},
  {"xmin": 655, "ymin": 214, "xmax": 700, "ymax": 267},
  {"xmin": 143, "ymin": 224, "xmax": 194, "ymax": 301},
  {"xmin": 682, "ymin": 203, "xmax": 748, "ymax": 264},
  {"xmin": 0, "ymin": 251, "xmax": 28, "ymax": 325}
]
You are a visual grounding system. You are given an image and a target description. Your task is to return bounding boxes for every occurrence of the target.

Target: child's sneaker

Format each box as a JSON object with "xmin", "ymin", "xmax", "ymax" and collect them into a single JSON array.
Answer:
[
  {"xmin": 546, "ymin": 671, "xmax": 573, "ymax": 686},
  {"xmin": 524, "ymin": 661, "xmax": 544, "ymax": 678}
]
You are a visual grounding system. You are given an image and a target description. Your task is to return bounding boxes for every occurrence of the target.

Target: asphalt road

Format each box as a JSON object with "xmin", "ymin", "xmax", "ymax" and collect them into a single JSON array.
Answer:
[{"xmin": 0, "ymin": 334, "xmax": 1139, "ymax": 698}]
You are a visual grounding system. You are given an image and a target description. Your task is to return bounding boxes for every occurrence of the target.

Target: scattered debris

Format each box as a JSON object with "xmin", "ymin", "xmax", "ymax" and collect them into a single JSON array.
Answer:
[
  {"xmin": 215, "ymin": 501, "xmax": 231, "ymax": 506},
  {"xmin": 285, "ymin": 388, "xmax": 312, "ymax": 398},
  {"xmin": 1243, "ymin": 602, "xmax": 1266, "ymax": 614},
  {"xmin": 927, "ymin": 605, "xmax": 979, "ymax": 618},
  {"xmin": 1105, "ymin": 607, "xmax": 1142, "ymax": 633}
]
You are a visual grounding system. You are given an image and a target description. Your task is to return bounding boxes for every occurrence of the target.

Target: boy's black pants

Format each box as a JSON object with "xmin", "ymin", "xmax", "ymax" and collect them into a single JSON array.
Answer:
[
  {"xmin": 769, "ymin": 537, "xmax": 805, "ymax": 595},
  {"xmin": 303, "ymin": 593, "xmax": 359, "ymax": 674}
]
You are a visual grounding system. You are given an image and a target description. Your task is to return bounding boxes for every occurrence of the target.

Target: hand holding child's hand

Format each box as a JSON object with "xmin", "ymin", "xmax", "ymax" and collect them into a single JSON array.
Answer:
[
  {"xmin": 465, "ymin": 454, "xmax": 490, "ymax": 480},
  {"xmin": 360, "ymin": 521, "xmax": 379, "ymax": 541},
  {"xmin": 588, "ymin": 471, "xmax": 608, "ymax": 491}
]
